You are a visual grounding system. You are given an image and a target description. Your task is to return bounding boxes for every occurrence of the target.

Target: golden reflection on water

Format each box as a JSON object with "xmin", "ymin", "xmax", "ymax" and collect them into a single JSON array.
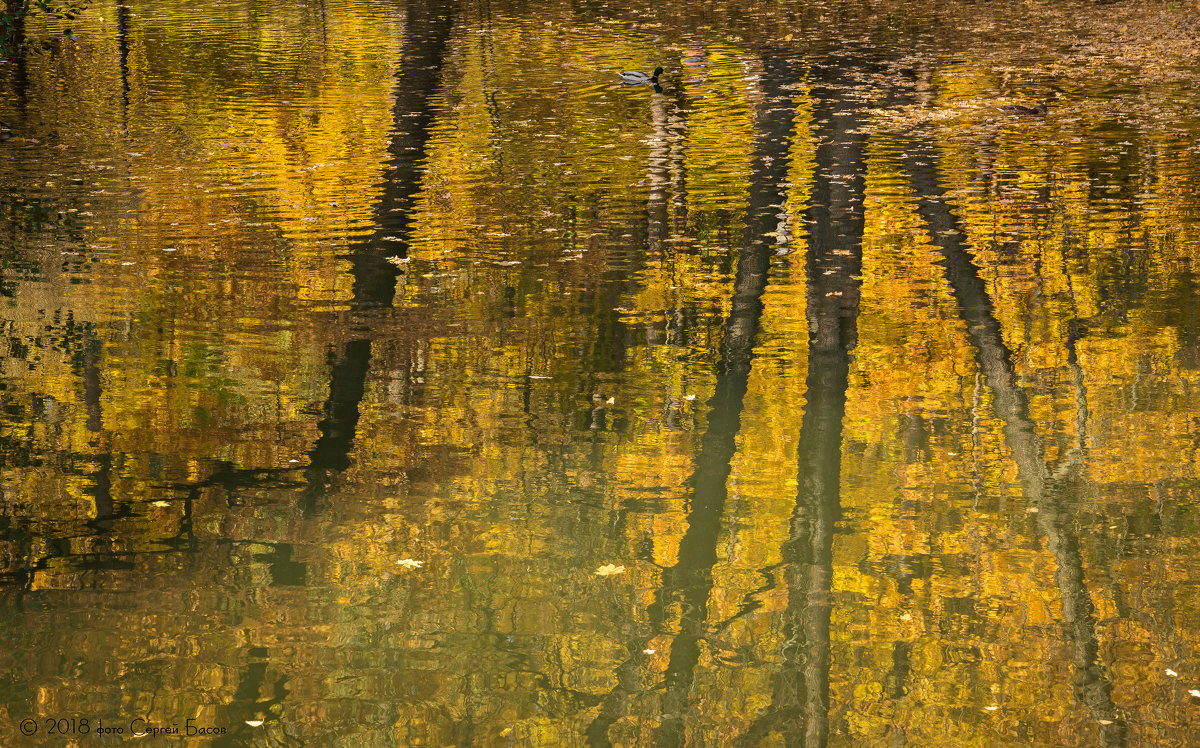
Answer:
[{"xmin": 1, "ymin": 0, "xmax": 1200, "ymax": 744}]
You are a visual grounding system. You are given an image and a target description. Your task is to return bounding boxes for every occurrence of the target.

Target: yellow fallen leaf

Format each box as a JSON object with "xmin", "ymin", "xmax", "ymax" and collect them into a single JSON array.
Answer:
[
  {"xmin": 594, "ymin": 563, "xmax": 626, "ymax": 577},
  {"xmin": 395, "ymin": 558, "xmax": 424, "ymax": 569}
]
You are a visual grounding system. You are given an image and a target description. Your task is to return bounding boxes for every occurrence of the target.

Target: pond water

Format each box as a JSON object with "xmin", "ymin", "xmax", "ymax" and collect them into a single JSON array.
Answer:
[{"xmin": 2, "ymin": 0, "xmax": 1200, "ymax": 744}]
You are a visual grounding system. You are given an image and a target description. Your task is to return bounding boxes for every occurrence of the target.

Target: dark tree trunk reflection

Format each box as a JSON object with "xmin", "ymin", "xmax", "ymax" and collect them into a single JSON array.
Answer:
[
  {"xmin": 117, "ymin": 2, "xmax": 132, "ymax": 132},
  {"xmin": 2, "ymin": 0, "xmax": 29, "ymax": 121},
  {"xmin": 303, "ymin": 0, "xmax": 455, "ymax": 511},
  {"xmin": 899, "ymin": 134, "xmax": 1127, "ymax": 747},
  {"xmin": 586, "ymin": 48, "xmax": 803, "ymax": 748},
  {"xmin": 740, "ymin": 51, "xmax": 870, "ymax": 748},
  {"xmin": 80, "ymin": 325, "xmax": 120, "ymax": 533}
]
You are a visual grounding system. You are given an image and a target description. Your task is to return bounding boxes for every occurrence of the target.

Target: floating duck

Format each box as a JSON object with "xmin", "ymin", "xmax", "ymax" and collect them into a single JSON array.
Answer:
[
  {"xmin": 619, "ymin": 66, "xmax": 663, "ymax": 85},
  {"xmin": 999, "ymin": 103, "xmax": 1048, "ymax": 115}
]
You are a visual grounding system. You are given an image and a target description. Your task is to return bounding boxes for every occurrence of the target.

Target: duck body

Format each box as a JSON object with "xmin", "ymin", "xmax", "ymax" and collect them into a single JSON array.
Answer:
[
  {"xmin": 999, "ymin": 103, "xmax": 1048, "ymax": 115},
  {"xmin": 619, "ymin": 66, "xmax": 663, "ymax": 85}
]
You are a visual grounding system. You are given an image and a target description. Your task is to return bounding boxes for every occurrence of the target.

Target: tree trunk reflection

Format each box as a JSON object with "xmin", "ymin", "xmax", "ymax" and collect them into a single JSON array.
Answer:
[
  {"xmin": 899, "ymin": 134, "xmax": 1127, "ymax": 747},
  {"xmin": 585, "ymin": 48, "xmax": 802, "ymax": 747},
  {"xmin": 741, "ymin": 50, "xmax": 870, "ymax": 748}
]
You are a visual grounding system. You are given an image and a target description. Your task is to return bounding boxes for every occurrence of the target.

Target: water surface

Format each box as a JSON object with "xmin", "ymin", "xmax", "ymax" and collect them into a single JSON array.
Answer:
[{"xmin": 2, "ymin": 0, "xmax": 1200, "ymax": 744}]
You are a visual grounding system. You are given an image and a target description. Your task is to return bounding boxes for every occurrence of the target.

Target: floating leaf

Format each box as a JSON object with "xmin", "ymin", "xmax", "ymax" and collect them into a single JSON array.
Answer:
[
  {"xmin": 594, "ymin": 563, "xmax": 626, "ymax": 577},
  {"xmin": 395, "ymin": 558, "xmax": 424, "ymax": 569}
]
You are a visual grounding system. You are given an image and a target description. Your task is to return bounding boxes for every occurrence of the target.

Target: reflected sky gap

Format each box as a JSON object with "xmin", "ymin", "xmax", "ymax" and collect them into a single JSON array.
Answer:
[
  {"xmin": 899, "ymin": 133, "xmax": 1128, "ymax": 746},
  {"xmin": 585, "ymin": 48, "xmax": 801, "ymax": 747}
]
